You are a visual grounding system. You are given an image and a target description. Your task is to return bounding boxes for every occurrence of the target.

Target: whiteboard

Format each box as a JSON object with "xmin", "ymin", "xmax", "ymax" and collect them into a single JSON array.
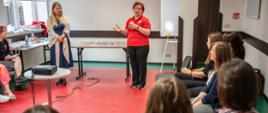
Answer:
[
  {"xmin": 160, "ymin": 0, "xmax": 180, "ymax": 37},
  {"xmin": 246, "ymin": 0, "xmax": 261, "ymax": 19}
]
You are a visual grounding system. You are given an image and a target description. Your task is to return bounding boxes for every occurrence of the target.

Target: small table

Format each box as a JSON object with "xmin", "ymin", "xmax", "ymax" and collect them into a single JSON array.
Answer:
[
  {"xmin": 71, "ymin": 42, "xmax": 131, "ymax": 80},
  {"xmin": 24, "ymin": 68, "xmax": 71, "ymax": 107}
]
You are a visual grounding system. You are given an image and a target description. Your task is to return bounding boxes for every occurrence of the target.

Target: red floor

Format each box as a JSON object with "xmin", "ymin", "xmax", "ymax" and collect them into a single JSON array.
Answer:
[{"xmin": 0, "ymin": 68, "xmax": 168, "ymax": 113}]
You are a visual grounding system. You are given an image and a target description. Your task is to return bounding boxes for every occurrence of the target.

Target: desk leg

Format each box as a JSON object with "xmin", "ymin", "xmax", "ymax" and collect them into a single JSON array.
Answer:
[
  {"xmin": 47, "ymin": 80, "xmax": 52, "ymax": 107},
  {"xmin": 77, "ymin": 48, "xmax": 81, "ymax": 77},
  {"xmin": 31, "ymin": 82, "xmax": 36, "ymax": 106},
  {"xmin": 76, "ymin": 48, "xmax": 86, "ymax": 80},
  {"xmin": 19, "ymin": 50, "xmax": 25, "ymax": 73},
  {"xmin": 43, "ymin": 46, "xmax": 47, "ymax": 64}
]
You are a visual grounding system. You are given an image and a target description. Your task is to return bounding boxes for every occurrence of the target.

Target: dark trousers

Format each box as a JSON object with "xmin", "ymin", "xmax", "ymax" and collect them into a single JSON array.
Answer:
[
  {"xmin": 175, "ymin": 72, "xmax": 207, "ymax": 88},
  {"xmin": 188, "ymin": 86, "xmax": 204, "ymax": 98},
  {"xmin": 128, "ymin": 45, "xmax": 149, "ymax": 87}
]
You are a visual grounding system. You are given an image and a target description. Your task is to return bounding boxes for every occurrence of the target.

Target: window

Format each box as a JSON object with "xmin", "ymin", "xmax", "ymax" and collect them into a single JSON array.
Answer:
[{"xmin": 5, "ymin": 0, "xmax": 48, "ymax": 27}]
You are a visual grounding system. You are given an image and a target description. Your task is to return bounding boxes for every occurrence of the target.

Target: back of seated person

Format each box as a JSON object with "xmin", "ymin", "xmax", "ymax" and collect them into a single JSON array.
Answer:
[
  {"xmin": 217, "ymin": 58, "xmax": 258, "ymax": 113},
  {"xmin": 23, "ymin": 105, "xmax": 59, "ymax": 113},
  {"xmin": 145, "ymin": 76, "xmax": 193, "ymax": 113}
]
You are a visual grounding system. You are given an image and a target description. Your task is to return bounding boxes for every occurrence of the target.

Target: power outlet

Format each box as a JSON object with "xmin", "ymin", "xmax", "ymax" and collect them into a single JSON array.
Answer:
[{"xmin": 165, "ymin": 54, "xmax": 172, "ymax": 57}]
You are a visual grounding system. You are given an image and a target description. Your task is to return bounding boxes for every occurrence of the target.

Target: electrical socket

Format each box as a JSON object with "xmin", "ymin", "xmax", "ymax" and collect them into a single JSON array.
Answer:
[{"xmin": 165, "ymin": 54, "xmax": 172, "ymax": 57}]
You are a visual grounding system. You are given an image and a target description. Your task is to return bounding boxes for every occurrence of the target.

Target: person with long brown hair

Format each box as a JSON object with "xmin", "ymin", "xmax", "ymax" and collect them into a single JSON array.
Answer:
[
  {"xmin": 217, "ymin": 58, "xmax": 258, "ymax": 113},
  {"xmin": 176, "ymin": 32, "xmax": 222, "ymax": 97},
  {"xmin": 145, "ymin": 76, "xmax": 193, "ymax": 113},
  {"xmin": 192, "ymin": 42, "xmax": 232, "ymax": 113},
  {"xmin": 176, "ymin": 32, "xmax": 222, "ymax": 85},
  {"xmin": 114, "ymin": 1, "xmax": 151, "ymax": 89},
  {"xmin": 223, "ymin": 32, "xmax": 245, "ymax": 60},
  {"xmin": 47, "ymin": 2, "xmax": 73, "ymax": 86}
]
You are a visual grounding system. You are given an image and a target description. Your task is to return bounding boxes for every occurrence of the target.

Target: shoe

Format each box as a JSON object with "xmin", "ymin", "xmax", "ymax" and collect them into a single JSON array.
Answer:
[
  {"xmin": 138, "ymin": 84, "xmax": 144, "ymax": 90},
  {"xmin": 6, "ymin": 94, "xmax": 16, "ymax": 100},
  {"xmin": 56, "ymin": 79, "xmax": 63, "ymax": 86},
  {"xmin": 16, "ymin": 76, "xmax": 28, "ymax": 83},
  {"xmin": 56, "ymin": 79, "xmax": 67, "ymax": 86},
  {"xmin": 130, "ymin": 84, "xmax": 138, "ymax": 88},
  {"xmin": 4, "ymin": 92, "xmax": 16, "ymax": 100},
  {"xmin": 0, "ymin": 95, "xmax": 10, "ymax": 103},
  {"xmin": 62, "ymin": 79, "xmax": 67, "ymax": 86}
]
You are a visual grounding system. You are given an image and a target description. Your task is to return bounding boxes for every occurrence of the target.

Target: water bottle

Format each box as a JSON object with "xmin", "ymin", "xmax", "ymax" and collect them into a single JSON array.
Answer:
[{"xmin": 25, "ymin": 35, "xmax": 29, "ymax": 48}]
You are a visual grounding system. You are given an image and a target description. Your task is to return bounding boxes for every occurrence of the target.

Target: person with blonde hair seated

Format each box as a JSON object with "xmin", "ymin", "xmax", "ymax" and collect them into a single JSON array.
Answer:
[{"xmin": 145, "ymin": 76, "xmax": 193, "ymax": 113}]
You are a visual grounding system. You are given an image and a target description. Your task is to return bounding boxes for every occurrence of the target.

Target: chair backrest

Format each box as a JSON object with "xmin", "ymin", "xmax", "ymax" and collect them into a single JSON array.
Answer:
[{"xmin": 181, "ymin": 56, "xmax": 192, "ymax": 68}]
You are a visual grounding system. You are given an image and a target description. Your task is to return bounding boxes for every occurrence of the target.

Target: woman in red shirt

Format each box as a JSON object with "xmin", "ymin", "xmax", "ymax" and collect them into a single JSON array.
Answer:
[{"xmin": 115, "ymin": 1, "xmax": 151, "ymax": 89}]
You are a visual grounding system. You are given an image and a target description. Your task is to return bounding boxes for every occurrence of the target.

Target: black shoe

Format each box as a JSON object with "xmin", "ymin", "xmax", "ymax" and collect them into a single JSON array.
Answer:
[
  {"xmin": 16, "ymin": 76, "xmax": 28, "ymax": 83},
  {"xmin": 138, "ymin": 84, "xmax": 144, "ymax": 90},
  {"xmin": 56, "ymin": 79, "xmax": 63, "ymax": 86},
  {"xmin": 15, "ymin": 84, "xmax": 28, "ymax": 91},
  {"xmin": 130, "ymin": 84, "xmax": 138, "ymax": 88},
  {"xmin": 56, "ymin": 79, "xmax": 67, "ymax": 86},
  {"xmin": 62, "ymin": 79, "xmax": 67, "ymax": 86}
]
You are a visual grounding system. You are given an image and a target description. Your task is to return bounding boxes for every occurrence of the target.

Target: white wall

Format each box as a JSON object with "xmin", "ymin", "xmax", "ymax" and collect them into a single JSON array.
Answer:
[
  {"xmin": 243, "ymin": 0, "xmax": 268, "ymax": 43},
  {"xmin": 46, "ymin": 0, "xmax": 181, "ymax": 63},
  {"xmin": 49, "ymin": 0, "xmax": 160, "ymax": 31},
  {"xmin": 0, "ymin": 0, "xmax": 9, "ymax": 26},
  {"xmin": 221, "ymin": 0, "xmax": 268, "ymax": 96},
  {"xmin": 5, "ymin": 0, "xmax": 198, "ymax": 66},
  {"xmin": 220, "ymin": 0, "xmax": 245, "ymax": 31},
  {"xmin": 242, "ymin": 0, "xmax": 268, "ymax": 95},
  {"xmin": 179, "ymin": 0, "xmax": 198, "ymax": 58}
]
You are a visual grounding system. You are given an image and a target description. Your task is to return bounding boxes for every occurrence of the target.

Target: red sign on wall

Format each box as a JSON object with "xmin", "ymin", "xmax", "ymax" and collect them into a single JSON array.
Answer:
[{"xmin": 233, "ymin": 12, "xmax": 240, "ymax": 20}]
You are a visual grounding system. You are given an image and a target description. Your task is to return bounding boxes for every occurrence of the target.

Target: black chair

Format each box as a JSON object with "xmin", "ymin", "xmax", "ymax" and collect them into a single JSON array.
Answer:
[
  {"xmin": 155, "ymin": 56, "xmax": 192, "ymax": 81},
  {"xmin": 180, "ymin": 56, "xmax": 192, "ymax": 69}
]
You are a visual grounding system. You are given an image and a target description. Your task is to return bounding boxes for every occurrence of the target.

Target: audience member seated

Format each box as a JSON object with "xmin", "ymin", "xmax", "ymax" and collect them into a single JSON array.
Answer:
[
  {"xmin": 145, "ymin": 76, "xmax": 193, "ymax": 113},
  {"xmin": 191, "ymin": 42, "xmax": 232, "ymax": 113},
  {"xmin": 0, "ymin": 25, "xmax": 27, "ymax": 82},
  {"xmin": 223, "ymin": 32, "xmax": 245, "ymax": 59},
  {"xmin": 216, "ymin": 58, "xmax": 258, "ymax": 113},
  {"xmin": 23, "ymin": 105, "xmax": 59, "ymax": 113},
  {"xmin": 175, "ymin": 32, "xmax": 222, "ymax": 89},
  {"xmin": 0, "ymin": 64, "xmax": 16, "ymax": 100}
]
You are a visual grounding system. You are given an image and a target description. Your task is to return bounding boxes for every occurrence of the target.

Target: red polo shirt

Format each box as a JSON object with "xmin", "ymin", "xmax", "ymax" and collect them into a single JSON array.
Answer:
[{"xmin": 125, "ymin": 15, "xmax": 151, "ymax": 46}]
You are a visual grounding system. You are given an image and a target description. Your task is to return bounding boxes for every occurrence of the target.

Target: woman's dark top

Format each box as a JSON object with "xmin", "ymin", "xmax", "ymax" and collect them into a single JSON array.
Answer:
[{"xmin": 0, "ymin": 39, "xmax": 11, "ymax": 61}]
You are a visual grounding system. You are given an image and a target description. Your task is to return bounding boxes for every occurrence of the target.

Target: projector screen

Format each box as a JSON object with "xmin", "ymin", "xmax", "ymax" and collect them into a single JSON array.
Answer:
[{"xmin": 160, "ymin": 0, "xmax": 180, "ymax": 37}]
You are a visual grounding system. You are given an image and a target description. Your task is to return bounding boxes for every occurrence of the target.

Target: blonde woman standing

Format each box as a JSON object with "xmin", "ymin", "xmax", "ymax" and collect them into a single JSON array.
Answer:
[{"xmin": 47, "ymin": 2, "xmax": 73, "ymax": 86}]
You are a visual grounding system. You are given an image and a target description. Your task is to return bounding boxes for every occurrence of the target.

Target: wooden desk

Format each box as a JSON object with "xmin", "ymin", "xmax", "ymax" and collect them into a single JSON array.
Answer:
[{"xmin": 71, "ymin": 42, "xmax": 130, "ymax": 80}]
